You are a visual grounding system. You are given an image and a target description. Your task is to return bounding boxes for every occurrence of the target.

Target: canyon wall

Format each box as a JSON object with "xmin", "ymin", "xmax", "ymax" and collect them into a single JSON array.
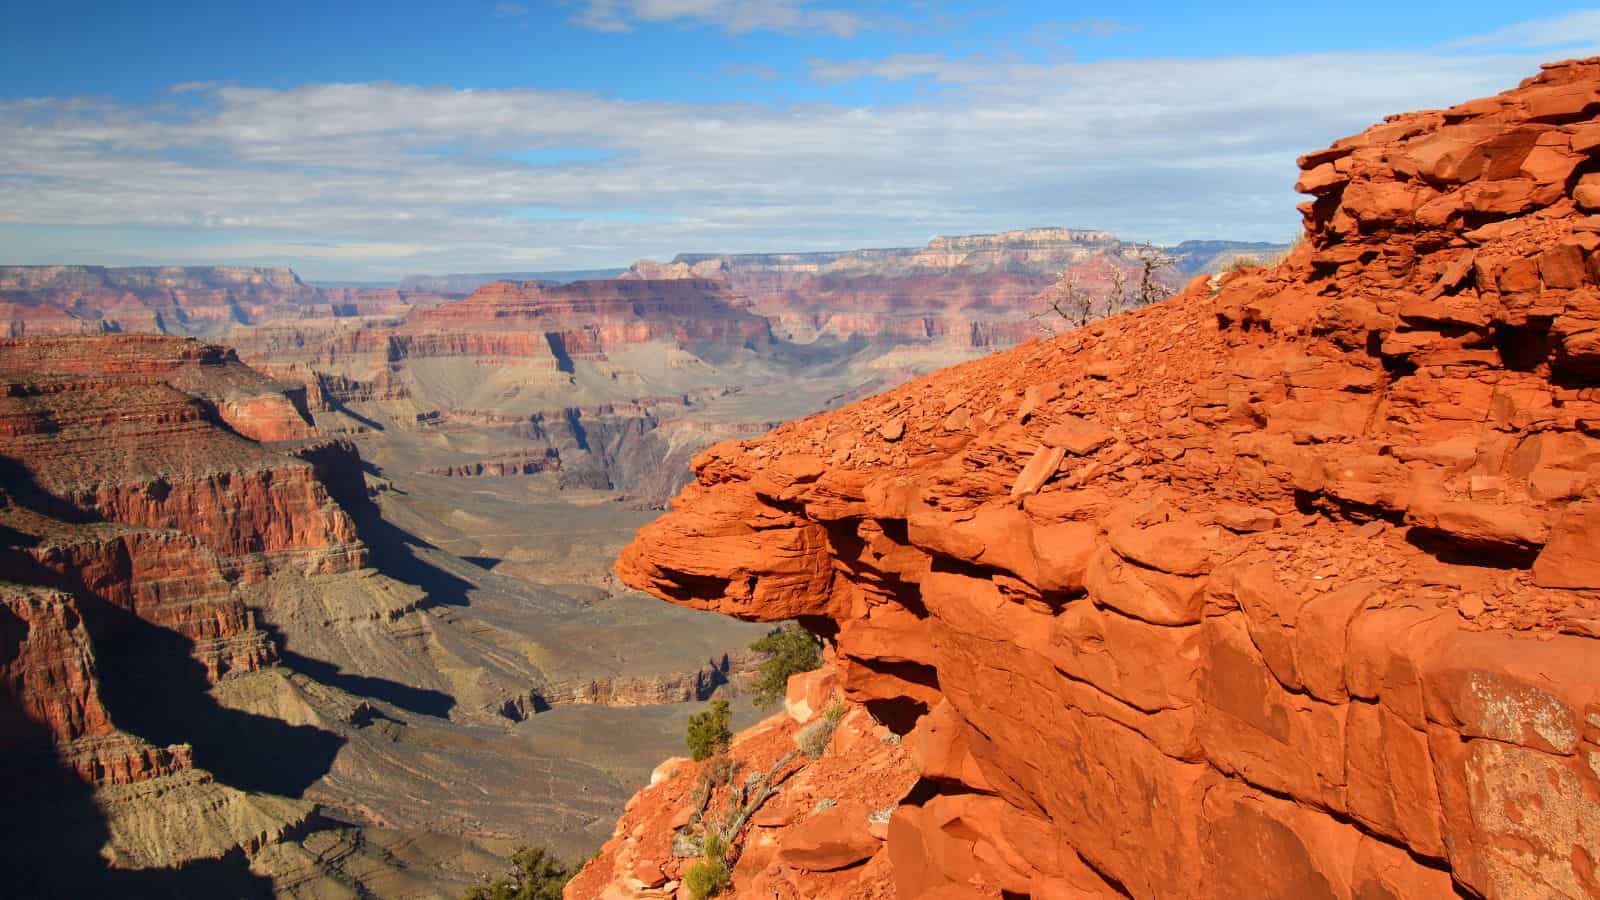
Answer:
[
  {"xmin": 596, "ymin": 60, "xmax": 1600, "ymax": 898},
  {"xmin": 0, "ymin": 334, "xmax": 363, "ymax": 762},
  {"xmin": 0, "ymin": 331, "xmax": 781, "ymax": 893},
  {"xmin": 626, "ymin": 229, "xmax": 1284, "ymax": 347},
  {"xmin": 222, "ymin": 277, "xmax": 775, "ymax": 401},
  {"xmin": 217, "ymin": 278, "xmax": 796, "ymax": 505},
  {"xmin": 408, "ymin": 277, "xmax": 775, "ymax": 357},
  {"xmin": 0, "ymin": 335, "xmax": 368, "ymax": 578},
  {"xmin": 0, "ymin": 335, "xmax": 364, "ymax": 887},
  {"xmin": 0, "ymin": 265, "xmax": 453, "ymax": 336}
]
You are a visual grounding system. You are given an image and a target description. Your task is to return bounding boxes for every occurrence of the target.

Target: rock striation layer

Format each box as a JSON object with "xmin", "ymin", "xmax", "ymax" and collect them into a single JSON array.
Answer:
[
  {"xmin": 604, "ymin": 60, "xmax": 1600, "ymax": 898},
  {"xmin": 0, "ymin": 265, "xmax": 453, "ymax": 336},
  {"xmin": 626, "ymin": 229, "xmax": 1283, "ymax": 348},
  {"xmin": 0, "ymin": 335, "xmax": 369, "ymax": 787},
  {"xmin": 0, "ymin": 335, "xmax": 367, "ymax": 578}
]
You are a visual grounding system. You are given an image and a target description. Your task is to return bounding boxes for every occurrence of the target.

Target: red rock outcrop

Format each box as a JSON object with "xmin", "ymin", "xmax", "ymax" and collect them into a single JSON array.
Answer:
[
  {"xmin": 600, "ymin": 61, "xmax": 1600, "ymax": 898},
  {"xmin": 0, "ymin": 335, "xmax": 367, "ymax": 578},
  {"xmin": 568, "ymin": 662, "xmax": 917, "ymax": 900}
]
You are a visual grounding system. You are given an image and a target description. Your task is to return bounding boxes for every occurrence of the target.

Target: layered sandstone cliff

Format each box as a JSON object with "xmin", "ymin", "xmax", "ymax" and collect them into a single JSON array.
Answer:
[
  {"xmin": 596, "ymin": 60, "xmax": 1600, "ymax": 898},
  {"xmin": 0, "ymin": 335, "xmax": 364, "ymax": 781},
  {"xmin": 224, "ymin": 277, "xmax": 774, "ymax": 405},
  {"xmin": 626, "ymin": 229, "xmax": 1283, "ymax": 348},
  {"xmin": 217, "ymin": 278, "xmax": 791, "ymax": 503},
  {"xmin": 0, "ymin": 264, "xmax": 453, "ymax": 336},
  {"xmin": 0, "ymin": 335, "xmax": 367, "ymax": 578}
]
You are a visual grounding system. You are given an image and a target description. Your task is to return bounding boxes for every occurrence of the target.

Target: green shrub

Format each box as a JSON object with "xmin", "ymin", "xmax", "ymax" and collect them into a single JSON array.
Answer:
[
  {"xmin": 748, "ymin": 623, "xmax": 822, "ymax": 708},
  {"xmin": 703, "ymin": 831, "xmax": 729, "ymax": 863},
  {"xmin": 684, "ymin": 857, "xmax": 732, "ymax": 899},
  {"xmin": 686, "ymin": 699, "xmax": 733, "ymax": 761},
  {"xmin": 462, "ymin": 845, "xmax": 572, "ymax": 900}
]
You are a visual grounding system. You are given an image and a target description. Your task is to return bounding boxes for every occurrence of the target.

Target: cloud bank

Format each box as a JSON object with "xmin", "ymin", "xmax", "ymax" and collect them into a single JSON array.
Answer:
[{"xmin": 1, "ymin": 21, "xmax": 1594, "ymax": 278}]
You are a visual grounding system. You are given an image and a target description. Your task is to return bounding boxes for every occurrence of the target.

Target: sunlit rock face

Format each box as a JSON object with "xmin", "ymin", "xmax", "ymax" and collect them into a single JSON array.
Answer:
[{"xmin": 593, "ymin": 59, "xmax": 1600, "ymax": 899}]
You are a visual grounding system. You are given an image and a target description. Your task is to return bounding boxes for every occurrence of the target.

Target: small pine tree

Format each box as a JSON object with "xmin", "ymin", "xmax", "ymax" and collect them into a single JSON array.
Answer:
[
  {"xmin": 462, "ymin": 845, "xmax": 572, "ymax": 900},
  {"xmin": 748, "ymin": 623, "xmax": 822, "ymax": 708},
  {"xmin": 686, "ymin": 699, "xmax": 733, "ymax": 761}
]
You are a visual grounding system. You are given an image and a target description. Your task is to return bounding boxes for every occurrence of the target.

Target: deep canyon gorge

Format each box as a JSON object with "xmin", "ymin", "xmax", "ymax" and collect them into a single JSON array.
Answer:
[
  {"xmin": 0, "ymin": 228, "xmax": 1274, "ymax": 895},
  {"xmin": 4, "ymin": 52, "xmax": 1600, "ymax": 900}
]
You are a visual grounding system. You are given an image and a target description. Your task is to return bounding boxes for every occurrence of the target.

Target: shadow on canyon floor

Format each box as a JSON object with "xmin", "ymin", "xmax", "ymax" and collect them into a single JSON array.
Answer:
[
  {"xmin": 263, "ymin": 621, "xmax": 457, "ymax": 719},
  {"xmin": 345, "ymin": 490, "xmax": 478, "ymax": 611},
  {"xmin": 87, "ymin": 593, "xmax": 349, "ymax": 797},
  {"xmin": 0, "ymin": 633, "xmax": 275, "ymax": 898},
  {"xmin": 0, "ymin": 460, "xmax": 347, "ymax": 798}
]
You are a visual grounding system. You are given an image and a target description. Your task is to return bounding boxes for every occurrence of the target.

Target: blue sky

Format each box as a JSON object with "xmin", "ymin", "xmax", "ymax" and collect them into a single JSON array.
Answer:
[{"xmin": 3, "ymin": 1, "xmax": 1600, "ymax": 279}]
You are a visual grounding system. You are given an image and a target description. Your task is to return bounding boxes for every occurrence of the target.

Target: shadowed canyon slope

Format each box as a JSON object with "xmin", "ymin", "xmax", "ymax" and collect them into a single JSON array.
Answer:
[
  {"xmin": 0, "ymin": 334, "xmax": 767, "ymax": 896},
  {"xmin": 594, "ymin": 59, "xmax": 1600, "ymax": 898}
]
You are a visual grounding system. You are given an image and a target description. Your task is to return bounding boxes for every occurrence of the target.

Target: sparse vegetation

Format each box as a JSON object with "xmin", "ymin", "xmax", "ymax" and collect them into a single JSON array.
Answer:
[
  {"xmin": 1127, "ymin": 242, "xmax": 1178, "ymax": 307},
  {"xmin": 748, "ymin": 622, "xmax": 822, "ymax": 708},
  {"xmin": 1037, "ymin": 241, "xmax": 1179, "ymax": 330},
  {"xmin": 683, "ymin": 856, "xmax": 732, "ymax": 899},
  {"xmin": 796, "ymin": 699, "xmax": 846, "ymax": 759},
  {"xmin": 686, "ymin": 699, "xmax": 733, "ymax": 761},
  {"xmin": 683, "ymin": 830, "xmax": 734, "ymax": 898},
  {"xmin": 462, "ymin": 845, "xmax": 573, "ymax": 900},
  {"xmin": 703, "ymin": 754, "xmax": 741, "ymax": 788},
  {"xmin": 1035, "ymin": 268, "xmax": 1098, "ymax": 329}
]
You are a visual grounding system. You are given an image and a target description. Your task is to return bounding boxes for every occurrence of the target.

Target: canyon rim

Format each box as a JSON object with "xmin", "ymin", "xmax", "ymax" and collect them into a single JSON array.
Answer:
[
  {"xmin": 6, "ymin": 5, "xmax": 1600, "ymax": 899},
  {"xmin": 581, "ymin": 59, "xmax": 1600, "ymax": 899}
]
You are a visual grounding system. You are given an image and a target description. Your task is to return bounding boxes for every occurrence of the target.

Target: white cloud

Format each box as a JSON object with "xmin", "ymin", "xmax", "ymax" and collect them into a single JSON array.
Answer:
[
  {"xmin": 2, "ymin": 23, "xmax": 1597, "ymax": 278},
  {"xmin": 808, "ymin": 53, "xmax": 1000, "ymax": 84},
  {"xmin": 1069, "ymin": 17, "xmax": 1134, "ymax": 38},
  {"xmin": 1450, "ymin": 10, "xmax": 1600, "ymax": 49},
  {"xmin": 572, "ymin": 0, "xmax": 870, "ymax": 36}
]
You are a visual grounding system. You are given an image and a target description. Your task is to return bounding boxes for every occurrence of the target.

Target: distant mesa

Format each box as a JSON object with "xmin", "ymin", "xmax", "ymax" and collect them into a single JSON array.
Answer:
[
  {"xmin": 622, "ymin": 226, "xmax": 1285, "ymax": 346},
  {"xmin": 396, "ymin": 267, "xmax": 629, "ymax": 293},
  {"xmin": 0, "ymin": 264, "xmax": 456, "ymax": 337}
]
